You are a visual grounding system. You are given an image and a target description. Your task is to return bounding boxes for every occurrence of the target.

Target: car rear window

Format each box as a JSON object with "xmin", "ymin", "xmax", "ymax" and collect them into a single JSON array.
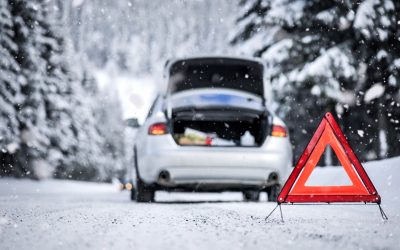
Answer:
[{"xmin": 168, "ymin": 58, "xmax": 264, "ymax": 97}]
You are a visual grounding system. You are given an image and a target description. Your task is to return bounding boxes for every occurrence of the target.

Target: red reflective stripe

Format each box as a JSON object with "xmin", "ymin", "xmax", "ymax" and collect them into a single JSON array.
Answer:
[{"xmin": 285, "ymin": 194, "xmax": 380, "ymax": 203}]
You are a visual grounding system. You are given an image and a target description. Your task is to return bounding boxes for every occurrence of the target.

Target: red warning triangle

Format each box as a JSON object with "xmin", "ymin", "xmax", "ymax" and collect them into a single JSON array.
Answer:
[{"xmin": 277, "ymin": 112, "xmax": 381, "ymax": 204}]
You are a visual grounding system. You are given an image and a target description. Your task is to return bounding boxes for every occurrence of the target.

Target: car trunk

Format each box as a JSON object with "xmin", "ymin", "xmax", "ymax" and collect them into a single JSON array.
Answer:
[
  {"xmin": 167, "ymin": 57, "xmax": 268, "ymax": 147},
  {"xmin": 171, "ymin": 108, "xmax": 269, "ymax": 147}
]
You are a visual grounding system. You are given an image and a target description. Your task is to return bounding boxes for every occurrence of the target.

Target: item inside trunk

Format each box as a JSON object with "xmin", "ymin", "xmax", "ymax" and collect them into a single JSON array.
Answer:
[{"xmin": 171, "ymin": 109, "xmax": 269, "ymax": 147}]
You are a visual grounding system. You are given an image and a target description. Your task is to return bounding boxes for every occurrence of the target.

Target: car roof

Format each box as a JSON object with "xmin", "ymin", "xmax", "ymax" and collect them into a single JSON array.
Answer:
[{"xmin": 164, "ymin": 55, "xmax": 266, "ymax": 75}]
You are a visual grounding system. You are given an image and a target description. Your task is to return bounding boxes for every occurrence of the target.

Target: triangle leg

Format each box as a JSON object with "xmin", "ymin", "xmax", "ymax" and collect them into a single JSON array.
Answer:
[
  {"xmin": 265, "ymin": 204, "xmax": 279, "ymax": 221},
  {"xmin": 378, "ymin": 204, "xmax": 388, "ymax": 220},
  {"xmin": 279, "ymin": 204, "xmax": 284, "ymax": 223}
]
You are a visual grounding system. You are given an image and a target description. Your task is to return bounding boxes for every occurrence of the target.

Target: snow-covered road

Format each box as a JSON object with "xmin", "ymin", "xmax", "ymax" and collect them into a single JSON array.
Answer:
[{"xmin": 1, "ymin": 157, "xmax": 399, "ymax": 250}]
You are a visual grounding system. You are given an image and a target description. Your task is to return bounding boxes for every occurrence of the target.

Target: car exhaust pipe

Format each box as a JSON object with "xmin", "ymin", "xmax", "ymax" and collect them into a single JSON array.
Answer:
[
  {"xmin": 158, "ymin": 170, "xmax": 172, "ymax": 186},
  {"xmin": 267, "ymin": 172, "xmax": 279, "ymax": 186},
  {"xmin": 269, "ymin": 172, "xmax": 278, "ymax": 181}
]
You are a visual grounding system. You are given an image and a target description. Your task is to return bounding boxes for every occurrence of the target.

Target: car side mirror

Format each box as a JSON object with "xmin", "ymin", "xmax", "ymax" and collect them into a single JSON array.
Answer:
[{"xmin": 125, "ymin": 118, "xmax": 140, "ymax": 128}]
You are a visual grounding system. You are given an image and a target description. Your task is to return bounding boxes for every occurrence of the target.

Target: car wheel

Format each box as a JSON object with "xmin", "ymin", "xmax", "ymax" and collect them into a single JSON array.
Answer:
[
  {"xmin": 267, "ymin": 184, "xmax": 280, "ymax": 202},
  {"xmin": 136, "ymin": 180, "xmax": 155, "ymax": 202},
  {"xmin": 130, "ymin": 187, "xmax": 136, "ymax": 201},
  {"xmin": 242, "ymin": 191, "xmax": 260, "ymax": 202}
]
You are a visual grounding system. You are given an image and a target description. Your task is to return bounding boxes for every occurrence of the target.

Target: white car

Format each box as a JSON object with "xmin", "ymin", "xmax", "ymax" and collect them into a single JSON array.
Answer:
[{"xmin": 131, "ymin": 56, "xmax": 292, "ymax": 202}]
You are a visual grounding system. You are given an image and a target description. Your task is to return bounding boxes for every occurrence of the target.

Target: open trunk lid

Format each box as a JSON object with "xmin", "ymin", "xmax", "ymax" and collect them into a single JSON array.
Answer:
[{"xmin": 167, "ymin": 57, "xmax": 265, "ymax": 98}]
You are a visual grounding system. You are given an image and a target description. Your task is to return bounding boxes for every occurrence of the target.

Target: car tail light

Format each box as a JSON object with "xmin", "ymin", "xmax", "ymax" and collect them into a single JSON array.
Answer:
[
  {"xmin": 125, "ymin": 183, "xmax": 133, "ymax": 191},
  {"xmin": 271, "ymin": 125, "xmax": 287, "ymax": 137},
  {"xmin": 148, "ymin": 123, "xmax": 168, "ymax": 135}
]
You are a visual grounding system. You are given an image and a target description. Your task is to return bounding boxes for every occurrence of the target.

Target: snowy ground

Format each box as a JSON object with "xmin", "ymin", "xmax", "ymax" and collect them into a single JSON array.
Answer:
[{"xmin": 0, "ymin": 157, "xmax": 399, "ymax": 250}]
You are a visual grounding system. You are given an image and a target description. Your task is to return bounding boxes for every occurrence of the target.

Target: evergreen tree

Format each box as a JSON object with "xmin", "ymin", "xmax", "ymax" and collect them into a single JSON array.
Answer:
[
  {"xmin": 10, "ymin": 0, "xmax": 51, "ymax": 177},
  {"xmin": 3, "ymin": 0, "xmax": 126, "ymax": 180},
  {"xmin": 0, "ymin": 0, "xmax": 21, "ymax": 174},
  {"xmin": 352, "ymin": 0, "xmax": 400, "ymax": 158},
  {"xmin": 36, "ymin": 1, "xmax": 77, "ymax": 175},
  {"xmin": 232, "ymin": 0, "xmax": 400, "ymax": 163},
  {"xmin": 55, "ymin": 71, "xmax": 104, "ymax": 181}
]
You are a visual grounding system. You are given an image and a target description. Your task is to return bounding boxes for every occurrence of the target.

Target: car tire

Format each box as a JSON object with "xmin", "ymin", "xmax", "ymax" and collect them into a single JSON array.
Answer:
[
  {"xmin": 267, "ymin": 184, "xmax": 280, "ymax": 202},
  {"xmin": 130, "ymin": 187, "xmax": 136, "ymax": 201},
  {"xmin": 242, "ymin": 191, "xmax": 260, "ymax": 202},
  {"xmin": 136, "ymin": 180, "xmax": 155, "ymax": 202}
]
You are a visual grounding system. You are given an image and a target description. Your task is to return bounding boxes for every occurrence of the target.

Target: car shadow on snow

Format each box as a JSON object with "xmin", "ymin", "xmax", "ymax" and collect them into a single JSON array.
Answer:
[{"xmin": 152, "ymin": 200, "xmax": 244, "ymax": 204}]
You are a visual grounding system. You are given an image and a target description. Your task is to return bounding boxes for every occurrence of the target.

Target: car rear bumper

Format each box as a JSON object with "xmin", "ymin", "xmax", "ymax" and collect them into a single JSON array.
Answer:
[
  {"xmin": 136, "ymin": 136, "xmax": 292, "ymax": 189},
  {"xmin": 149, "ymin": 181, "xmax": 276, "ymax": 192}
]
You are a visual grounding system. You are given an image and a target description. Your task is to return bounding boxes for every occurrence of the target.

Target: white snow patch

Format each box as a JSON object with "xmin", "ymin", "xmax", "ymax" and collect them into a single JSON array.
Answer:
[
  {"xmin": 394, "ymin": 58, "xmax": 400, "ymax": 68},
  {"xmin": 311, "ymin": 85, "xmax": 321, "ymax": 96},
  {"xmin": 388, "ymin": 75, "xmax": 397, "ymax": 86},
  {"xmin": 379, "ymin": 130, "xmax": 388, "ymax": 158},
  {"xmin": 364, "ymin": 83, "xmax": 385, "ymax": 103},
  {"xmin": 5, "ymin": 142, "xmax": 18, "ymax": 154},
  {"xmin": 266, "ymin": 0, "xmax": 306, "ymax": 27},
  {"xmin": 235, "ymin": 26, "xmax": 280, "ymax": 56},
  {"xmin": 72, "ymin": 0, "xmax": 85, "ymax": 7},
  {"xmin": 0, "ymin": 217, "xmax": 8, "ymax": 225},
  {"xmin": 354, "ymin": 0, "xmax": 377, "ymax": 38},
  {"xmin": 377, "ymin": 28, "xmax": 388, "ymax": 41},
  {"xmin": 262, "ymin": 38, "xmax": 293, "ymax": 66},
  {"xmin": 315, "ymin": 9, "xmax": 335, "ymax": 24},
  {"xmin": 0, "ymin": 178, "xmax": 117, "ymax": 195},
  {"xmin": 377, "ymin": 50, "xmax": 388, "ymax": 60},
  {"xmin": 0, "ymin": 157, "xmax": 399, "ymax": 249}
]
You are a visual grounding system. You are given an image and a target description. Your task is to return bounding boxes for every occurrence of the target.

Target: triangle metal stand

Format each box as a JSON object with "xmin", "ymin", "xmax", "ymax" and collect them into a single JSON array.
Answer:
[
  {"xmin": 265, "ymin": 203, "xmax": 388, "ymax": 222},
  {"xmin": 265, "ymin": 204, "xmax": 284, "ymax": 222}
]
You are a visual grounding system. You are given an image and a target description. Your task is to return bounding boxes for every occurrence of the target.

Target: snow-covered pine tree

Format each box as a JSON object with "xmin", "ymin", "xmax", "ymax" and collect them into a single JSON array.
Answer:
[
  {"xmin": 352, "ymin": 0, "xmax": 400, "ymax": 158},
  {"xmin": 56, "ymin": 71, "xmax": 105, "ymax": 181},
  {"xmin": 10, "ymin": 0, "xmax": 52, "ymax": 178},
  {"xmin": 6, "ymin": 0, "xmax": 125, "ymax": 180},
  {"xmin": 56, "ymin": 68, "xmax": 126, "ymax": 182},
  {"xmin": 46, "ymin": 0, "xmax": 112, "ymax": 181},
  {"xmin": 60, "ymin": 0, "xmax": 236, "ymax": 77},
  {"xmin": 0, "ymin": 0, "xmax": 21, "ymax": 175},
  {"xmin": 29, "ymin": 0, "xmax": 78, "ymax": 177},
  {"xmin": 232, "ymin": 0, "xmax": 400, "ymax": 163}
]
